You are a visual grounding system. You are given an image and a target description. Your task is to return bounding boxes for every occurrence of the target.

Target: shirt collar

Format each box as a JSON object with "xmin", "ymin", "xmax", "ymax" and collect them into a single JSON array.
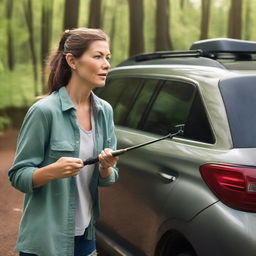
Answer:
[
  {"xmin": 58, "ymin": 86, "xmax": 75, "ymax": 112},
  {"xmin": 58, "ymin": 86, "xmax": 103, "ymax": 113}
]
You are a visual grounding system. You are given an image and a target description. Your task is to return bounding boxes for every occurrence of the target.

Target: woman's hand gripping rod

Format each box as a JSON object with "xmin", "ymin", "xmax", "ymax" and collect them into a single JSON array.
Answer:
[{"xmin": 83, "ymin": 124, "xmax": 185, "ymax": 166}]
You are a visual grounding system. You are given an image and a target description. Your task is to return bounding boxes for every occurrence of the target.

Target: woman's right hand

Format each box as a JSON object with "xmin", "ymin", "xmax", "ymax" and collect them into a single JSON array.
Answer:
[
  {"xmin": 32, "ymin": 157, "xmax": 84, "ymax": 188},
  {"xmin": 51, "ymin": 157, "xmax": 84, "ymax": 179}
]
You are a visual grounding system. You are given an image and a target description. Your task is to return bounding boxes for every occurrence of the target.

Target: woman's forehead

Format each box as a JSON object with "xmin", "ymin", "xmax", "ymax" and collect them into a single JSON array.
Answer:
[{"xmin": 87, "ymin": 40, "xmax": 110, "ymax": 54}]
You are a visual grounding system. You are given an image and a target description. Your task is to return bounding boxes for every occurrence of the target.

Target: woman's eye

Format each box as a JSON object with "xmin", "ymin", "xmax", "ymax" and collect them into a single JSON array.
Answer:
[
  {"xmin": 106, "ymin": 57, "xmax": 111, "ymax": 62},
  {"xmin": 94, "ymin": 55, "xmax": 101, "ymax": 59}
]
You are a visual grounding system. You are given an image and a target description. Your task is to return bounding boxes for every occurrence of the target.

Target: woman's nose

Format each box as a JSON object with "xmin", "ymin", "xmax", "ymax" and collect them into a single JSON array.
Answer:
[{"xmin": 102, "ymin": 58, "xmax": 111, "ymax": 69}]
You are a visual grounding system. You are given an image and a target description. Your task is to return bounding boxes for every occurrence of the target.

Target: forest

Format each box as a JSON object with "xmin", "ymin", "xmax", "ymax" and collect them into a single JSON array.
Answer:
[{"xmin": 0, "ymin": 0, "xmax": 255, "ymax": 131}]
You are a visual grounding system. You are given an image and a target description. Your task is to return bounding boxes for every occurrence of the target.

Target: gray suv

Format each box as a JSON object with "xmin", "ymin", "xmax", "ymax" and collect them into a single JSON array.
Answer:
[{"xmin": 95, "ymin": 39, "xmax": 256, "ymax": 256}]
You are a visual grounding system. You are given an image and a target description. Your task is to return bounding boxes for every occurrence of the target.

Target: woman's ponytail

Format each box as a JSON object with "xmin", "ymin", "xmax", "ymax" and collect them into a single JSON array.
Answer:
[{"xmin": 47, "ymin": 30, "xmax": 72, "ymax": 93}]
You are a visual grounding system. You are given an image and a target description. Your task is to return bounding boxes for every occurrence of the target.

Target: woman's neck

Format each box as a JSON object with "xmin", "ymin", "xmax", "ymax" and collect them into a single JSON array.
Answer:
[{"xmin": 66, "ymin": 75, "xmax": 92, "ymax": 106}]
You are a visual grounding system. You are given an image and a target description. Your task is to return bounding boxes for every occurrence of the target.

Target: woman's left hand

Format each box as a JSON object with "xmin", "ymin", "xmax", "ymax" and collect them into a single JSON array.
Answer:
[{"xmin": 98, "ymin": 148, "xmax": 118, "ymax": 177}]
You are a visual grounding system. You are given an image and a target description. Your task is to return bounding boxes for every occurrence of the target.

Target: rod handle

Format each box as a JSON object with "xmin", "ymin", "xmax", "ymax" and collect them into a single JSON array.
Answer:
[
  {"xmin": 83, "ymin": 149, "xmax": 127, "ymax": 166},
  {"xmin": 83, "ymin": 157, "xmax": 99, "ymax": 166}
]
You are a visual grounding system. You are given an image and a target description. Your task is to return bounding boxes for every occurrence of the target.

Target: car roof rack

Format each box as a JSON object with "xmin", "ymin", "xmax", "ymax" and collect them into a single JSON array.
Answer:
[
  {"xmin": 134, "ymin": 50, "xmax": 203, "ymax": 61},
  {"xmin": 118, "ymin": 38, "xmax": 256, "ymax": 67},
  {"xmin": 191, "ymin": 38, "xmax": 256, "ymax": 54},
  {"xmin": 191, "ymin": 38, "xmax": 256, "ymax": 60}
]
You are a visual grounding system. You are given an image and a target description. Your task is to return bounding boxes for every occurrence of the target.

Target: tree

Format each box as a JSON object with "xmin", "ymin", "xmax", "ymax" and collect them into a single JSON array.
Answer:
[
  {"xmin": 63, "ymin": 0, "xmax": 80, "ymax": 30},
  {"xmin": 23, "ymin": 0, "xmax": 39, "ymax": 95},
  {"xmin": 109, "ymin": 7, "xmax": 117, "ymax": 54},
  {"xmin": 155, "ymin": 0, "xmax": 173, "ymax": 51},
  {"xmin": 200, "ymin": 0, "xmax": 211, "ymax": 40},
  {"xmin": 128, "ymin": 0, "xmax": 144, "ymax": 56},
  {"xmin": 6, "ymin": 0, "xmax": 15, "ymax": 70},
  {"xmin": 41, "ymin": 0, "xmax": 53, "ymax": 91},
  {"xmin": 244, "ymin": 0, "xmax": 252, "ymax": 40},
  {"xmin": 88, "ymin": 0, "xmax": 102, "ymax": 28},
  {"xmin": 228, "ymin": 0, "xmax": 243, "ymax": 39},
  {"xmin": 180, "ymin": 0, "xmax": 186, "ymax": 10}
]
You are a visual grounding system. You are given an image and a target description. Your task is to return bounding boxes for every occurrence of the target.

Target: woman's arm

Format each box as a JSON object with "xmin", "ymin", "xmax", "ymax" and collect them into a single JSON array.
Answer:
[
  {"xmin": 8, "ymin": 105, "xmax": 49, "ymax": 193},
  {"xmin": 32, "ymin": 157, "xmax": 84, "ymax": 188},
  {"xmin": 98, "ymin": 103, "xmax": 119, "ymax": 186},
  {"xmin": 98, "ymin": 148, "xmax": 118, "ymax": 178}
]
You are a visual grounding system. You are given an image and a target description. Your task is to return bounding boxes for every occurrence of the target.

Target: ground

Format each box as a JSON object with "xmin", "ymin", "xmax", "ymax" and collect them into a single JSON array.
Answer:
[{"xmin": 0, "ymin": 130, "xmax": 21, "ymax": 256}]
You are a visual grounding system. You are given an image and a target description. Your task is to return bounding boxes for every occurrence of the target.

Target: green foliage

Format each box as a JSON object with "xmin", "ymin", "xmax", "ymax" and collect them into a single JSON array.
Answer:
[
  {"xmin": 0, "ymin": 64, "xmax": 36, "ymax": 109},
  {"xmin": 1, "ymin": 0, "xmax": 256, "ymax": 114}
]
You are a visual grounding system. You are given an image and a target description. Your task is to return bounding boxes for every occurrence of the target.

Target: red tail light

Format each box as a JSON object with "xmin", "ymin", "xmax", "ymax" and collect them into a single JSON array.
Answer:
[{"xmin": 200, "ymin": 164, "xmax": 256, "ymax": 212}]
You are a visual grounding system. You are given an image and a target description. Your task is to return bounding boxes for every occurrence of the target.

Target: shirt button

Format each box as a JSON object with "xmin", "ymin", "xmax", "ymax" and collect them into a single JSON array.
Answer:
[{"xmin": 76, "ymin": 141, "xmax": 79, "ymax": 143}]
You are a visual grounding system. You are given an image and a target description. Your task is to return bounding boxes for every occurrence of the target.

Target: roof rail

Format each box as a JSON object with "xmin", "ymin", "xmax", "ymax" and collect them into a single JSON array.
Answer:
[
  {"xmin": 117, "ymin": 38, "xmax": 256, "ymax": 67},
  {"xmin": 134, "ymin": 50, "xmax": 203, "ymax": 61}
]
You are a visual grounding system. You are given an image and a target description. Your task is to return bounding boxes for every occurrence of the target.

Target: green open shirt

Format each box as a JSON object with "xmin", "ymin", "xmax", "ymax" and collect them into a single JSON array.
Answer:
[{"xmin": 8, "ymin": 86, "xmax": 119, "ymax": 256}]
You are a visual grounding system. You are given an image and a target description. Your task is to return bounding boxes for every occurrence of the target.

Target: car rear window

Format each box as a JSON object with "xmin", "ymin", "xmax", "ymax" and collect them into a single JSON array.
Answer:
[{"xmin": 219, "ymin": 76, "xmax": 256, "ymax": 148}]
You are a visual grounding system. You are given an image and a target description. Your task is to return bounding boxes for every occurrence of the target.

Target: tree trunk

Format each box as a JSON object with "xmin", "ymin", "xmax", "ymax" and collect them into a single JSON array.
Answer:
[
  {"xmin": 88, "ymin": 0, "xmax": 101, "ymax": 28},
  {"xmin": 6, "ymin": 0, "xmax": 15, "ymax": 70},
  {"xmin": 244, "ymin": 0, "xmax": 252, "ymax": 40},
  {"xmin": 155, "ymin": 0, "xmax": 173, "ymax": 51},
  {"xmin": 128, "ymin": 0, "xmax": 144, "ymax": 56},
  {"xmin": 200, "ymin": 0, "xmax": 211, "ymax": 40},
  {"xmin": 228, "ymin": 0, "xmax": 243, "ymax": 39},
  {"xmin": 109, "ymin": 9, "xmax": 117, "ymax": 54},
  {"xmin": 23, "ymin": 0, "xmax": 39, "ymax": 96},
  {"xmin": 63, "ymin": 0, "xmax": 80, "ymax": 30},
  {"xmin": 41, "ymin": 0, "xmax": 53, "ymax": 92},
  {"xmin": 180, "ymin": 0, "xmax": 186, "ymax": 9}
]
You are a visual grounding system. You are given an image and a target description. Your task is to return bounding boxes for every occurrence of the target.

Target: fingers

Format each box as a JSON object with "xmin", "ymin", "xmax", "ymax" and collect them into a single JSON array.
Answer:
[
  {"xmin": 65, "ymin": 157, "xmax": 84, "ymax": 166},
  {"xmin": 98, "ymin": 148, "xmax": 118, "ymax": 169},
  {"xmin": 56, "ymin": 157, "xmax": 84, "ymax": 178},
  {"xmin": 64, "ymin": 169, "xmax": 80, "ymax": 177}
]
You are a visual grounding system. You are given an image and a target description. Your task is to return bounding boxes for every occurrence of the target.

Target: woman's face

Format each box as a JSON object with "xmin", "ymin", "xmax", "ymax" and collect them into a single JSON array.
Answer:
[{"xmin": 73, "ymin": 40, "xmax": 111, "ymax": 88}]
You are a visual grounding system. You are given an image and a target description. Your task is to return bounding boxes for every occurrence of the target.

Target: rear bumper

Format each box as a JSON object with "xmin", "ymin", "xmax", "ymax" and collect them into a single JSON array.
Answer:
[{"xmin": 188, "ymin": 202, "xmax": 256, "ymax": 256}]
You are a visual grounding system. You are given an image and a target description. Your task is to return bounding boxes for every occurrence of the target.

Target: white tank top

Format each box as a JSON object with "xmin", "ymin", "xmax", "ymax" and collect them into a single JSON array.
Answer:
[{"xmin": 75, "ymin": 111, "xmax": 95, "ymax": 236}]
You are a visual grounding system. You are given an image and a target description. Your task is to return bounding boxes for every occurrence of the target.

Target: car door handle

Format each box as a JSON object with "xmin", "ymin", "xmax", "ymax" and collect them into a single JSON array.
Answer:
[{"xmin": 158, "ymin": 172, "xmax": 176, "ymax": 183}]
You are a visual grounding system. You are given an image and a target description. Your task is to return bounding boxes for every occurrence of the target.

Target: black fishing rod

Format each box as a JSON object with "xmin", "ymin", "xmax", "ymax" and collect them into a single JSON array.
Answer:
[{"xmin": 83, "ymin": 124, "xmax": 184, "ymax": 166}]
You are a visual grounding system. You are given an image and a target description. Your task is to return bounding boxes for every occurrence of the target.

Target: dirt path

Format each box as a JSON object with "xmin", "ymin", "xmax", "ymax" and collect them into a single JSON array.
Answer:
[{"xmin": 0, "ymin": 130, "xmax": 22, "ymax": 256}]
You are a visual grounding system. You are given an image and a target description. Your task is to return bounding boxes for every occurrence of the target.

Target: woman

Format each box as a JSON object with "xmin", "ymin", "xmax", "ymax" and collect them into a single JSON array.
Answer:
[{"xmin": 8, "ymin": 28, "xmax": 119, "ymax": 256}]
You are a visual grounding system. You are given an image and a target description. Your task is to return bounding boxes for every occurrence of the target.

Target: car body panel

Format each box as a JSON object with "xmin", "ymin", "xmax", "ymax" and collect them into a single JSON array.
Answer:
[{"xmin": 96, "ymin": 53, "xmax": 256, "ymax": 255}]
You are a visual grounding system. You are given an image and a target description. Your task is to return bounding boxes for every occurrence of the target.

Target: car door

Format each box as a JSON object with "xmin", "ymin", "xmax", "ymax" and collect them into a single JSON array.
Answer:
[{"xmin": 96, "ymin": 76, "xmax": 210, "ymax": 255}]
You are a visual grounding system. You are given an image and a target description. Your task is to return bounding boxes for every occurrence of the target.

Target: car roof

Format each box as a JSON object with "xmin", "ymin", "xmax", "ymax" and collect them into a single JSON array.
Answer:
[{"xmin": 117, "ymin": 38, "xmax": 256, "ymax": 71}]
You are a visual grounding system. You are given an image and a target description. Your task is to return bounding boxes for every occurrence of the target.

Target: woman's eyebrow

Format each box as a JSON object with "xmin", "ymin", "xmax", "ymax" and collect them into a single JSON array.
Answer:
[{"xmin": 95, "ymin": 51, "xmax": 111, "ymax": 56}]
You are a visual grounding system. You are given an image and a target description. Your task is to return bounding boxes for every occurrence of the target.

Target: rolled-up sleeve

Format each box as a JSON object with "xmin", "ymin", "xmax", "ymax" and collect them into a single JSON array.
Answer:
[
  {"xmin": 8, "ymin": 104, "xmax": 49, "ymax": 193},
  {"xmin": 98, "ymin": 104, "xmax": 119, "ymax": 187}
]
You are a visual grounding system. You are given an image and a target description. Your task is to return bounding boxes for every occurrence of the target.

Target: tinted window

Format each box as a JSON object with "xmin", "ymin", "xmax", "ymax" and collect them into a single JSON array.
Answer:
[
  {"xmin": 96, "ymin": 77, "xmax": 214, "ymax": 144},
  {"xmin": 141, "ymin": 80, "xmax": 195, "ymax": 136},
  {"xmin": 95, "ymin": 78, "xmax": 143, "ymax": 125},
  {"xmin": 124, "ymin": 79, "xmax": 159, "ymax": 129},
  {"xmin": 219, "ymin": 76, "xmax": 256, "ymax": 148},
  {"xmin": 183, "ymin": 91, "xmax": 215, "ymax": 144}
]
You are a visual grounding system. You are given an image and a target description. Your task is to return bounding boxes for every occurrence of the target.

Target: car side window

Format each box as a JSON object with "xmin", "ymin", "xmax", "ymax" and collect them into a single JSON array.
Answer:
[
  {"xmin": 124, "ymin": 79, "xmax": 159, "ymax": 129},
  {"xmin": 183, "ymin": 91, "xmax": 215, "ymax": 144},
  {"xmin": 94, "ymin": 78, "xmax": 123, "ymax": 107},
  {"xmin": 141, "ymin": 80, "xmax": 196, "ymax": 136},
  {"xmin": 95, "ymin": 78, "xmax": 144, "ymax": 125}
]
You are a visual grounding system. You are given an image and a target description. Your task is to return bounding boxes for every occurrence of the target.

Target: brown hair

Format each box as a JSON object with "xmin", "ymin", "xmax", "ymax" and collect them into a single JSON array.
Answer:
[{"xmin": 47, "ymin": 28, "xmax": 109, "ymax": 93}]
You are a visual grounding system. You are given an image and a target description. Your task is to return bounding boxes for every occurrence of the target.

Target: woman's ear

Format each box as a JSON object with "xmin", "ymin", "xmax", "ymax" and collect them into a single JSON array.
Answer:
[{"xmin": 65, "ymin": 53, "xmax": 77, "ymax": 70}]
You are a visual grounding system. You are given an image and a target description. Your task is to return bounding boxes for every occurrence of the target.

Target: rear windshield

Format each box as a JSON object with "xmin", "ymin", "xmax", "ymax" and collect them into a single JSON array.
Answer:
[{"xmin": 219, "ymin": 75, "xmax": 256, "ymax": 148}]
